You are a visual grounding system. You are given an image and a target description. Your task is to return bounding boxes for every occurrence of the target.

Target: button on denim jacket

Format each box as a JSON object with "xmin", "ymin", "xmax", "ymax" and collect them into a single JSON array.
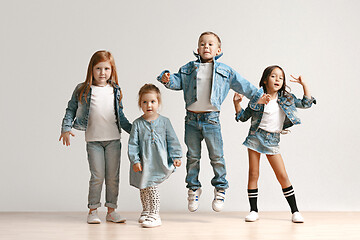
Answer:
[
  {"xmin": 236, "ymin": 88, "xmax": 316, "ymax": 132},
  {"xmin": 61, "ymin": 82, "xmax": 132, "ymax": 134},
  {"xmin": 157, "ymin": 53, "xmax": 262, "ymax": 110}
]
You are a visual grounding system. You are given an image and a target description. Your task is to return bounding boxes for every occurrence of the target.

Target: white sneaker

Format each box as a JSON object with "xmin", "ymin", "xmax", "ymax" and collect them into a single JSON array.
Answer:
[
  {"xmin": 188, "ymin": 188, "xmax": 202, "ymax": 212},
  {"xmin": 212, "ymin": 189, "xmax": 225, "ymax": 212},
  {"xmin": 138, "ymin": 211, "xmax": 149, "ymax": 223},
  {"xmin": 245, "ymin": 211, "xmax": 259, "ymax": 222},
  {"xmin": 292, "ymin": 212, "xmax": 304, "ymax": 223},
  {"xmin": 87, "ymin": 210, "xmax": 101, "ymax": 224},
  {"xmin": 141, "ymin": 215, "xmax": 162, "ymax": 228},
  {"xmin": 106, "ymin": 211, "xmax": 126, "ymax": 223}
]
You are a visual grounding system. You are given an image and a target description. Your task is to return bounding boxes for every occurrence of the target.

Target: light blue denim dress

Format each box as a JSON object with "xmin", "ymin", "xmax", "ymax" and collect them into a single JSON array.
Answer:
[{"xmin": 128, "ymin": 115, "xmax": 182, "ymax": 189}]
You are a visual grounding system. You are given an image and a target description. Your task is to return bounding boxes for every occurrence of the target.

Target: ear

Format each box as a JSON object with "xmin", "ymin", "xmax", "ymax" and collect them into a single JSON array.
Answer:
[
  {"xmin": 197, "ymin": 48, "xmax": 200, "ymax": 54},
  {"xmin": 216, "ymin": 48, "xmax": 222, "ymax": 56}
]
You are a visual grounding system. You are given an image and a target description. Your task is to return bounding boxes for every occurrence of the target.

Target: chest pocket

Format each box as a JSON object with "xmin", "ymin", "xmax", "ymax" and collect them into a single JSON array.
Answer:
[{"xmin": 215, "ymin": 68, "xmax": 230, "ymax": 79}]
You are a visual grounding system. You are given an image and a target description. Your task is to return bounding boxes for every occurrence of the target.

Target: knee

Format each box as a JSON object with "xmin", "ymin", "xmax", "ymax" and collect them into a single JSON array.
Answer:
[
  {"xmin": 248, "ymin": 171, "xmax": 259, "ymax": 182},
  {"xmin": 276, "ymin": 173, "xmax": 289, "ymax": 184}
]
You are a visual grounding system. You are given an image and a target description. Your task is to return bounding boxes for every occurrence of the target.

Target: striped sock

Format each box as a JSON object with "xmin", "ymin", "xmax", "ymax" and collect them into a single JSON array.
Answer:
[
  {"xmin": 282, "ymin": 185, "xmax": 299, "ymax": 213},
  {"xmin": 248, "ymin": 189, "xmax": 258, "ymax": 212}
]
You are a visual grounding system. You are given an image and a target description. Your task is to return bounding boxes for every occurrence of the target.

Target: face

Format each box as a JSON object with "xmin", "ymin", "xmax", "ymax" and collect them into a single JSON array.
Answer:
[
  {"xmin": 197, "ymin": 34, "xmax": 221, "ymax": 63},
  {"xmin": 93, "ymin": 61, "xmax": 112, "ymax": 86},
  {"xmin": 140, "ymin": 92, "xmax": 159, "ymax": 119},
  {"xmin": 265, "ymin": 68, "xmax": 284, "ymax": 94}
]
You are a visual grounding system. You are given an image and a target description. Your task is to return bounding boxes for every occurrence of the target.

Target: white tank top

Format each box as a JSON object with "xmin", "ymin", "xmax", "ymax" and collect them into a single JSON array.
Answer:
[
  {"xmin": 85, "ymin": 84, "xmax": 121, "ymax": 142},
  {"xmin": 258, "ymin": 96, "xmax": 286, "ymax": 133}
]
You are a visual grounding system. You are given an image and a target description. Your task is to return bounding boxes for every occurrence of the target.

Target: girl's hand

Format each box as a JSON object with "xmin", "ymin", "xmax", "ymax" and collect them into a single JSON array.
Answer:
[
  {"xmin": 233, "ymin": 93, "xmax": 244, "ymax": 104},
  {"xmin": 133, "ymin": 163, "xmax": 142, "ymax": 172},
  {"xmin": 161, "ymin": 72, "xmax": 170, "ymax": 83},
  {"xmin": 290, "ymin": 75, "xmax": 306, "ymax": 86},
  {"xmin": 257, "ymin": 94, "xmax": 271, "ymax": 105},
  {"xmin": 59, "ymin": 131, "xmax": 75, "ymax": 146},
  {"xmin": 173, "ymin": 159, "xmax": 181, "ymax": 167}
]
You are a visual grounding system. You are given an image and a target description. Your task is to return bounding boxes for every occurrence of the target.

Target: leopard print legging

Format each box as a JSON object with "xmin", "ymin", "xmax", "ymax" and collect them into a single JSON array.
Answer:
[{"xmin": 140, "ymin": 186, "xmax": 160, "ymax": 215}]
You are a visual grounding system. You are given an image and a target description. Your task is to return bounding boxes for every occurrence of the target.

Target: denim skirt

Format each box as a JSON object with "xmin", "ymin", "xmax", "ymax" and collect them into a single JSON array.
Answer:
[{"xmin": 243, "ymin": 128, "xmax": 280, "ymax": 155}]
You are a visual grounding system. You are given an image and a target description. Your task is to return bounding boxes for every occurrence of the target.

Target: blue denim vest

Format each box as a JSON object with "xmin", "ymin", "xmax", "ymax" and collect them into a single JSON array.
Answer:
[
  {"xmin": 157, "ymin": 53, "xmax": 262, "ymax": 110},
  {"xmin": 236, "ymin": 88, "xmax": 316, "ymax": 132},
  {"xmin": 61, "ymin": 82, "xmax": 132, "ymax": 134}
]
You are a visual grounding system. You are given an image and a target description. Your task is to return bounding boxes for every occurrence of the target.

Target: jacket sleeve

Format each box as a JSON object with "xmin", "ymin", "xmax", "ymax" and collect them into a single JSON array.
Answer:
[
  {"xmin": 157, "ymin": 69, "xmax": 183, "ymax": 90},
  {"xmin": 61, "ymin": 86, "xmax": 79, "ymax": 133},
  {"xmin": 165, "ymin": 118, "xmax": 182, "ymax": 160},
  {"xmin": 118, "ymin": 100, "xmax": 132, "ymax": 134},
  {"xmin": 235, "ymin": 105, "xmax": 253, "ymax": 122},
  {"xmin": 128, "ymin": 121, "xmax": 141, "ymax": 165},
  {"xmin": 293, "ymin": 94, "xmax": 317, "ymax": 109},
  {"xmin": 229, "ymin": 69, "xmax": 263, "ymax": 105}
]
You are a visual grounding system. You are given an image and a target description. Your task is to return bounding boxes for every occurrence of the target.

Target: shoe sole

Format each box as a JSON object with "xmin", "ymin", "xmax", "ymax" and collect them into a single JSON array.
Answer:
[
  {"xmin": 245, "ymin": 218, "xmax": 259, "ymax": 222},
  {"xmin": 106, "ymin": 219, "xmax": 126, "ymax": 223}
]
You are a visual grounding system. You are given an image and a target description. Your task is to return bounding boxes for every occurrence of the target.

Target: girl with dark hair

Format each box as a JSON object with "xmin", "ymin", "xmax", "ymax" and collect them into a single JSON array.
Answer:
[{"xmin": 233, "ymin": 65, "xmax": 316, "ymax": 223}]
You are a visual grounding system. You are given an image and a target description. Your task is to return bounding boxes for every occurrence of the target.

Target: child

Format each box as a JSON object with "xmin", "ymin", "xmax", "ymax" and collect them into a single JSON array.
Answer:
[
  {"xmin": 157, "ymin": 31, "xmax": 266, "ymax": 212},
  {"xmin": 233, "ymin": 65, "xmax": 316, "ymax": 223},
  {"xmin": 59, "ymin": 50, "xmax": 132, "ymax": 224},
  {"xmin": 128, "ymin": 84, "xmax": 182, "ymax": 228}
]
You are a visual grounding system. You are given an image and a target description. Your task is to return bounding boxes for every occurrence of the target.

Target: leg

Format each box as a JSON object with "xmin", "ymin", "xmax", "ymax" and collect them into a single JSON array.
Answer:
[
  {"xmin": 247, "ymin": 149, "xmax": 261, "ymax": 214},
  {"xmin": 141, "ymin": 186, "xmax": 162, "ymax": 228},
  {"xmin": 104, "ymin": 140, "xmax": 121, "ymax": 210},
  {"xmin": 185, "ymin": 123, "xmax": 203, "ymax": 190},
  {"xmin": 86, "ymin": 141, "xmax": 105, "ymax": 210},
  {"xmin": 139, "ymin": 188, "xmax": 150, "ymax": 223}
]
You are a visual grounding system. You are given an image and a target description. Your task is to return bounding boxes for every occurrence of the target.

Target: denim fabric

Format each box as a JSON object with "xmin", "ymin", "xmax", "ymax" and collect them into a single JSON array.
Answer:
[
  {"xmin": 157, "ymin": 53, "xmax": 263, "ymax": 110},
  {"xmin": 61, "ymin": 82, "xmax": 132, "ymax": 134},
  {"xmin": 128, "ymin": 115, "xmax": 182, "ymax": 189},
  {"xmin": 243, "ymin": 128, "xmax": 281, "ymax": 155},
  {"xmin": 86, "ymin": 139, "xmax": 121, "ymax": 209},
  {"xmin": 236, "ymin": 89, "xmax": 317, "ymax": 131},
  {"xmin": 184, "ymin": 111, "xmax": 228, "ymax": 190}
]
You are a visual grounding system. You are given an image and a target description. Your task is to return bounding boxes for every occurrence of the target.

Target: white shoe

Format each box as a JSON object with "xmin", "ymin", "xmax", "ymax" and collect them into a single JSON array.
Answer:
[
  {"xmin": 188, "ymin": 188, "xmax": 202, "ymax": 212},
  {"xmin": 87, "ymin": 210, "xmax": 101, "ymax": 224},
  {"xmin": 106, "ymin": 211, "xmax": 126, "ymax": 223},
  {"xmin": 141, "ymin": 215, "xmax": 162, "ymax": 228},
  {"xmin": 138, "ymin": 211, "xmax": 149, "ymax": 223},
  {"xmin": 212, "ymin": 189, "xmax": 225, "ymax": 212},
  {"xmin": 245, "ymin": 211, "xmax": 259, "ymax": 222},
  {"xmin": 292, "ymin": 212, "xmax": 304, "ymax": 223}
]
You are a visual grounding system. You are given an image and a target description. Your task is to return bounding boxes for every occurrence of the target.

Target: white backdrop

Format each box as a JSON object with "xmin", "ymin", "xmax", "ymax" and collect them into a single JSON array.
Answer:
[{"xmin": 1, "ymin": 0, "xmax": 359, "ymax": 212}]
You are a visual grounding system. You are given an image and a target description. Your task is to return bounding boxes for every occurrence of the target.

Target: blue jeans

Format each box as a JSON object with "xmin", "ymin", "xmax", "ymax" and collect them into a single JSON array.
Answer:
[
  {"xmin": 86, "ymin": 139, "xmax": 121, "ymax": 209},
  {"xmin": 184, "ymin": 111, "xmax": 228, "ymax": 190}
]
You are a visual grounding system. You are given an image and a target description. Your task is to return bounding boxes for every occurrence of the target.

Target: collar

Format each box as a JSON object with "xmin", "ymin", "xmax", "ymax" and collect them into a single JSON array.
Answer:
[{"xmin": 193, "ymin": 51, "xmax": 223, "ymax": 62}]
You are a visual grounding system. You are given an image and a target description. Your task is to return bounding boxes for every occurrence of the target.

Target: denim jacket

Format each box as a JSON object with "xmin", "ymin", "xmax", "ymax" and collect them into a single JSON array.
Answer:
[
  {"xmin": 61, "ymin": 82, "xmax": 132, "ymax": 134},
  {"xmin": 157, "ymin": 53, "xmax": 262, "ymax": 110},
  {"xmin": 236, "ymin": 88, "xmax": 316, "ymax": 132}
]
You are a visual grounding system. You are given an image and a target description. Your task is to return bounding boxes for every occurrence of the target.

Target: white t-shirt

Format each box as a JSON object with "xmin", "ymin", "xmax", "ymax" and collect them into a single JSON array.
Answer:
[
  {"xmin": 85, "ymin": 84, "xmax": 121, "ymax": 142},
  {"xmin": 258, "ymin": 96, "xmax": 286, "ymax": 133},
  {"xmin": 187, "ymin": 63, "xmax": 219, "ymax": 112}
]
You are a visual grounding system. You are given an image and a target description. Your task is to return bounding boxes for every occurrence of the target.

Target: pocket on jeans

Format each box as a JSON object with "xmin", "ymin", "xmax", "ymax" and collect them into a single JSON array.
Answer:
[{"xmin": 207, "ymin": 117, "xmax": 219, "ymax": 125}]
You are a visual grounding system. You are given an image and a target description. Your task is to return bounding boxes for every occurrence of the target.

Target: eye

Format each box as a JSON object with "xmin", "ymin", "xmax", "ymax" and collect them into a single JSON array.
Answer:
[
  {"xmin": 143, "ymin": 101, "xmax": 147, "ymax": 104},
  {"xmin": 151, "ymin": 100, "xmax": 156, "ymax": 103}
]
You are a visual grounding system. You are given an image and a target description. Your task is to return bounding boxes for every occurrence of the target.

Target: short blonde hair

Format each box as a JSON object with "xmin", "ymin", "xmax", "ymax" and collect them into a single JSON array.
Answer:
[
  {"xmin": 198, "ymin": 31, "xmax": 222, "ymax": 48},
  {"xmin": 138, "ymin": 84, "xmax": 162, "ymax": 108}
]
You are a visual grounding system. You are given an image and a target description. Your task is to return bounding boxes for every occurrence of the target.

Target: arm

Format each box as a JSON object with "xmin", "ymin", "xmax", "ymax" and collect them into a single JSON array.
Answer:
[
  {"xmin": 157, "ymin": 70, "xmax": 183, "ymax": 90},
  {"xmin": 118, "ymin": 100, "xmax": 132, "ymax": 134},
  {"xmin": 233, "ymin": 93, "xmax": 253, "ymax": 122},
  {"xmin": 128, "ymin": 122, "xmax": 142, "ymax": 171},
  {"xmin": 165, "ymin": 118, "xmax": 182, "ymax": 167},
  {"xmin": 290, "ymin": 75, "xmax": 316, "ymax": 108}
]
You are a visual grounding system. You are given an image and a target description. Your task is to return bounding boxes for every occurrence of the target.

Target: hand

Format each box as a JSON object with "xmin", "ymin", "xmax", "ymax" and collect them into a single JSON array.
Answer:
[
  {"xmin": 59, "ymin": 131, "xmax": 75, "ymax": 146},
  {"xmin": 290, "ymin": 75, "xmax": 306, "ymax": 86},
  {"xmin": 233, "ymin": 93, "xmax": 244, "ymax": 104},
  {"xmin": 173, "ymin": 159, "xmax": 181, "ymax": 167},
  {"xmin": 161, "ymin": 72, "xmax": 170, "ymax": 83},
  {"xmin": 133, "ymin": 163, "xmax": 142, "ymax": 172},
  {"xmin": 257, "ymin": 94, "xmax": 271, "ymax": 105}
]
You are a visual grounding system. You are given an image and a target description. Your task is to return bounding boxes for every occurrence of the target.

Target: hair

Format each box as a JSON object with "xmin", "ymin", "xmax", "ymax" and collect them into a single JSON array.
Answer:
[
  {"xmin": 77, "ymin": 50, "xmax": 122, "ymax": 103},
  {"xmin": 138, "ymin": 84, "xmax": 162, "ymax": 108},
  {"xmin": 259, "ymin": 65, "xmax": 291, "ymax": 98},
  {"xmin": 198, "ymin": 31, "xmax": 222, "ymax": 48}
]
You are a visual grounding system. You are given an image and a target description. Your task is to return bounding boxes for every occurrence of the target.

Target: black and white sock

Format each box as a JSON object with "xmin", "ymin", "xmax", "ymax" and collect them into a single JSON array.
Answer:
[
  {"xmin": 248, "ymin": 189, "xmax": 258, "ymax": 212},
  {"xmin": 282, "ymin": 185, "xmax": 299, "ymax": 213}
]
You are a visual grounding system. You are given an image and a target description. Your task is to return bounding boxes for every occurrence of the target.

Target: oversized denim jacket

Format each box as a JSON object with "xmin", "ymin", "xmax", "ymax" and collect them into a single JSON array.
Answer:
[
  {"xmin": 236, "ymin": 88, "xmax": 316, "ymax": 132},
  {"xmin": 61, "ymin": 82, "xmax": 132, "ymax": 134},
  {"xmin": 157, "ymin": 53, "xmax": 262, "ymax": 110}
]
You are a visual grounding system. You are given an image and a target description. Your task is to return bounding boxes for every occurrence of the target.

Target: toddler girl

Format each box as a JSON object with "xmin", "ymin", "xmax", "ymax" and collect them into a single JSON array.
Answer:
[
  {"xmin": 59, "ymin": 50, "xmax": 132, "ymax": 223},
  {"xmin": 233, "ymin": 65, "xmax": 316, "ymax": 223},
  {"xmin": 128, "ymin": 84, "xmax": 182, "ymax": 228}
]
